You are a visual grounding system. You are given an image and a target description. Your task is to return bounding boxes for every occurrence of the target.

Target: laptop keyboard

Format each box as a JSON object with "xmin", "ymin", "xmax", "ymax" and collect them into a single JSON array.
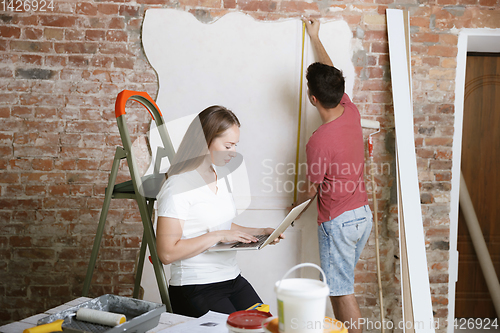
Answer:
[{"xmin": 231, "ymin": 234, "xmax": 268, "ymax": 248}]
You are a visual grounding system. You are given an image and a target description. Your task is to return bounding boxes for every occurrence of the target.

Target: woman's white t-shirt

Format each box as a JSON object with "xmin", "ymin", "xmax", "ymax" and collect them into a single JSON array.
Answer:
[{"xmin": 156, "ymin": 166, "xmax": 240, "ymax": 286}]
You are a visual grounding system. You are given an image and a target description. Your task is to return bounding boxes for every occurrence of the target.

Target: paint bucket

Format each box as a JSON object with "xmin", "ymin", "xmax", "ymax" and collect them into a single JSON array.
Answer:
[{"xmin": 275, "ymin": 263, "xmax": 330, "ymax": 333}]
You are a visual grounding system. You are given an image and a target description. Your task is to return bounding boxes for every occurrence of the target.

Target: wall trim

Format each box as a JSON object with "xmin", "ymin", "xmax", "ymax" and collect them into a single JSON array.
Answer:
[{"xmin": 449, "ymin": 28, "xmax": 500, "ymax": 333}]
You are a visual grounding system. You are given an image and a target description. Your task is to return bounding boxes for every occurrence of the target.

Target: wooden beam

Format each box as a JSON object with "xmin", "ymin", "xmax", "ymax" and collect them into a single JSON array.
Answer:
[{"xmin": 387, "ymin": 9, "xmax": 436, "ymax": 333}]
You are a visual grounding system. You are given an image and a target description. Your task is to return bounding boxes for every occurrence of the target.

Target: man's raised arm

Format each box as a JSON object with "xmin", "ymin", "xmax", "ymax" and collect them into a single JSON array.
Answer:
[{"xmin": 303, "ymin": 18, "xmax": 334, "ymax": 67}]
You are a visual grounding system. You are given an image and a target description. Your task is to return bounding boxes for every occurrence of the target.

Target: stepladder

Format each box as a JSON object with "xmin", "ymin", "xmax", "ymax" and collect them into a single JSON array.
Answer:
[{"xmin": 82, "ymin": 90, "xmax": 176, "ymax": 312}]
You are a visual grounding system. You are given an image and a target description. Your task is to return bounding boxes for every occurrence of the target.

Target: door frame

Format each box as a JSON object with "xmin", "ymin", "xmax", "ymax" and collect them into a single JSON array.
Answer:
[{"xmin": 449, "ymin": 29, "xmax": 500, "ymax": 333}]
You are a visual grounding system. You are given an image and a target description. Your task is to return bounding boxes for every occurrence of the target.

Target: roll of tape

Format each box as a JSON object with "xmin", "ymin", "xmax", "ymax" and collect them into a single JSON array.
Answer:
[{"xmin": 76, "ymin": 308, "xmax": 126, "ymax": 327}]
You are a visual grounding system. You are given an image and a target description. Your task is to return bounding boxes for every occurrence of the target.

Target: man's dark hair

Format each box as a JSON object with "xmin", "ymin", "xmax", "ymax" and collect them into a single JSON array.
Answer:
[{"xmin": 306, "ymin": 62, "xmax": 345, "ymax": 108}]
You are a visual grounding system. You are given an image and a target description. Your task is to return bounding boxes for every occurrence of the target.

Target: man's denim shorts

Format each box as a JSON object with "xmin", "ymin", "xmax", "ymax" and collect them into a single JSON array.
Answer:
[{"xmin": 318, "ymin": 205, "xmax": 373, "ymax": 296}]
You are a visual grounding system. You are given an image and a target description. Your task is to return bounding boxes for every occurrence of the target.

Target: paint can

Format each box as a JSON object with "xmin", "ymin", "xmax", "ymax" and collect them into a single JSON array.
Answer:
[
  {"xmin": 227, "ymin": 310, "xmax": 273, "ymax": 333},
  {"xmin": 275, "ymin": 263, "xmax": 330, "ymax": 333}
]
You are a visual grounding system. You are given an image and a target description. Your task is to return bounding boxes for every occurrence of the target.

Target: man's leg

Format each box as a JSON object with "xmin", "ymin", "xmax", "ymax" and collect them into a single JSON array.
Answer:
[{"xmin": 330, "ymin": 294, "xmax": 363, "ymax": 333}]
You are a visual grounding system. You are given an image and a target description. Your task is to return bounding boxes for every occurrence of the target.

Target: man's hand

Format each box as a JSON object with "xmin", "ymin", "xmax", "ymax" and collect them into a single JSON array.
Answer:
[
  {"xmin": 301, "ymin": 17, "xmax": 333, "ymax": 67},
  {"xmin": 303, "ymin": 17, "xmax": 320, "ymax": 39}
]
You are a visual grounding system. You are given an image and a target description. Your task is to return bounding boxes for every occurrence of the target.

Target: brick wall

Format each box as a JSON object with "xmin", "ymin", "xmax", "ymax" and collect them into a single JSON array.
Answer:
[{"xmin": 1, "ymin": 0, "xmax": 499, "ymax": 329}]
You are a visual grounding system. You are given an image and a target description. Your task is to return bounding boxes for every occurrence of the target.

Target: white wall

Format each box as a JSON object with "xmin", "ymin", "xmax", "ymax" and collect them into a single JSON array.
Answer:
[{"xmin": 140, "ymin": 9, "xmax": 354, "ymax": 317}]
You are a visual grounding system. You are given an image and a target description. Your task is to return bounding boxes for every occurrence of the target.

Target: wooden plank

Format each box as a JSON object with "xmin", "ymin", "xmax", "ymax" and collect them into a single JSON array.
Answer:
[{"xmin": 387, "ymin": 9, "xmax": 435, "ymax": 333}]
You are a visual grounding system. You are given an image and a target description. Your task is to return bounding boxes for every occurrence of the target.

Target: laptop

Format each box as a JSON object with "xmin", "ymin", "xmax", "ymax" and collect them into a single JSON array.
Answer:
[{"xmin": 208, "ymin": 199, "xmax": 312, "ymax": 252}]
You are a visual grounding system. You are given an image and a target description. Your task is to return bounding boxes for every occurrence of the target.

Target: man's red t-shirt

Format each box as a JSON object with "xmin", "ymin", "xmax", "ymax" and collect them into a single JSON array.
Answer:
[{"xmin": 306, "ymin": 93, "xmax": 368, "ymax": 224}]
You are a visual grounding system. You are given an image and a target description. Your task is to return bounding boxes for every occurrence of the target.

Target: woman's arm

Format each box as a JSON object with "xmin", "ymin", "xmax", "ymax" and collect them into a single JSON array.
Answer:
[
  {"xmin": 231, "ymin": 223, "xmax": 285, "ymax": 245},
  {"xmin": 156, "ymin": 217, "xmax": 259, "ymax": 264}
]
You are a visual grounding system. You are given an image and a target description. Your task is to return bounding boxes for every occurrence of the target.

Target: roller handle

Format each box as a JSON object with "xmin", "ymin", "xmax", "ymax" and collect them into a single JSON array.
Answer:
[
  {"xmin": 23, "ymin": 319, "xmax": 64, "ymax": 333},
  {"xmin": 368, "ymin": 135, "xmax": 374, "ymax": 158}
]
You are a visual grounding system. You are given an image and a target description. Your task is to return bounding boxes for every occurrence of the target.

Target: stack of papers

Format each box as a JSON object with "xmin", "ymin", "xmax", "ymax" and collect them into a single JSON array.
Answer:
[{"xmin": 158, "ymin": 311, "xmax": 230, "ymax": 333}]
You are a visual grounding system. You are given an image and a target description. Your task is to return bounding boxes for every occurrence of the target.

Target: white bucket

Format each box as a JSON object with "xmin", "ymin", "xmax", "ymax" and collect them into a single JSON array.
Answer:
[{"xmin": 275, "ymin": 263, "xmax": 330, "ymax": 333}]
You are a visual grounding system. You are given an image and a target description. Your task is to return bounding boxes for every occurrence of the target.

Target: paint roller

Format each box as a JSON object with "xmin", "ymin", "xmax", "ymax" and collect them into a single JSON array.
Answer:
[
  {"xmin": 23, "ymin": 308, "xmax": 126, "ymax": 333},
  {"xmin": 362, "ymin": 118, "xmax": 385, "ymax": 333}
]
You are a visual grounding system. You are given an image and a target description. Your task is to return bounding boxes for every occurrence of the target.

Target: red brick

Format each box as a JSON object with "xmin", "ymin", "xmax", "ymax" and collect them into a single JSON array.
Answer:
[
  {"xmin": 4, "ymin": 185, "xmax": 24, "ymax": 197},
  {"xmin": 48, "ymin": 185, "xmax": 70, "ymax": 196},
  {"xmin": 25, "ymin": 185, "xmax": 47, "ymax": 196},
  {"xmin": 0, "ymin": 107, "xmax": 10, "ymax": 118},
  {"xmin": 44, "ymin": 28, "xmax": 64, "ymax": 41},
  {"xmin": 9, "ymin": 158, "xmax": 30, "ymax": 170},
  {"xmin": 24, "ymin": 120, "xmax": 64, "ymax": 131},
  {"xmin": 76, "ymin": 2, "xmax": 98, "ymax": 15},
  {"xmin": 19, "ymin": 55, "xmax": 43, "ymax": 65},
  {"xmin": 108, "ymin": 17, "xmax": 126, "ymax": 29},
  {"xmin": 362, "ymin": 80, "xmax": 390, "ymax": 91},
  {"xmin": 10, "ymin": 236, "xmax": 31, "ymax": 247},
  {"xmin": 31, "ymin": 159, "xmax": 54, "ymax": 171},
  {"xmin": 39, "ymin": 15, "xmax": 79, "ymax": 28},
  {"xmin": 428, "ymin": 45, "xmax": 457, "ymax": 57},
  {"xmin": 10, "ymin": 40, "xmax": 53, "ymax": 52},
  {"xmin": 0, "ymin": 67, "xmax": 13, "ymax": 78},
  {"xmin": 97, "ymin": 4, "xmax": 119, "ymax": 15},
  {"xmin": 69, "ymin": 185, "xmax": 93, "ymax": 196},
  {"xmin": 86, "ymin": 30, "xmax": 106, "ymax": 41},
  {"xmin": 54, "ymin": 42, "xmax": 98, "ymax": 54},
  {"xmin": 0, "ymin": 172, "xmax": 20, "ymax": 184},
  {"xmin": 106, "ymin": 30, "xmax": 128, "ymax": 42},
  {"xmin": 435, "ymin": 172, "xmax": 451, "ymax": 181},
  {"xmin": 24, "ymin": 27, "xmax": 43, "ymax": 40},
  {"xmin": 15, "ymin": 248, "xmax": 55, "ymax": 260},
  {"xmin": 119, "ymin": 5, "xmax": 141, "ymax": 16},
  {"xmin": 0, "ymin": 26, "xmax": 21, "ymax": 38},
  {"xmin": 21, "ymin": 172, "xmax": 66, "ymax": 183},
  {"xmin": 114, "ymin": 57, "xmax": 134, "ymax": 69},
  {"xmin": 279, "ymin": 1, "xmax": 318, "ymax": 12},
  {"xmin": 91, "ymin": 55, "xmax": 113, "ymax": 68},
  {"xmin": 46, "ymin": 55, "xmax": 67, "ymax": 67},
  {"xmin": 412, "ymin": 33, "xmax": 439, "ymax": 43},
  {"xmin": 224, "ymin": 0, "xmax": 236, "ymax": 8},
  {"xmin": 478, "ymin": 0, "xmax": 497, "ymax": 5},
  {"xmin": 364, "ymin": 31, "xmax": 387, "ymax": 42},
  {"xmin": 424, "ymin": 137, "xmax": 453, "ymax": 147},
  {"xmin": 76, "ymin": 159, "xmax": 100, "ymax": 170},
  {"xmin": 54, "ymin": 159, "xmax": 77, "ymax": 170},
  {"xmin": 65, "ymin": 29, "xmax": 85, "ymax": 41},
  {"xmin": 50, "ymin": 286, "xmax": 71, "ymax": 297},
  {"xmin": 20, "ymin": 94, "xmax": 65, "ymax": 107},
  {"xmin": 371, "ymin": 42, "xmax": 388, "ymax": 53},
  {"xmin": 12, "ymin": 145, "xmax": 45, "ymax": 160},
  {"xmin": 43, "ymin": 197, "xmax": 86, "ymax": 209}
]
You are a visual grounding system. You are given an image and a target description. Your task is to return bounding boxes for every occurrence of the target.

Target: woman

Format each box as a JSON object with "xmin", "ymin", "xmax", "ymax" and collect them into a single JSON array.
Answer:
[{"xmin": 156, "ymin": 105, "xmax": 283, "ymax": 317}]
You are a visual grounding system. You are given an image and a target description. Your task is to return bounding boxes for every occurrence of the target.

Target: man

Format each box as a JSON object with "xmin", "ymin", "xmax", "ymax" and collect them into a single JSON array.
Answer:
[{"xmin": 291, "ymin": 18, "xmax": 373, "ymax": 333}]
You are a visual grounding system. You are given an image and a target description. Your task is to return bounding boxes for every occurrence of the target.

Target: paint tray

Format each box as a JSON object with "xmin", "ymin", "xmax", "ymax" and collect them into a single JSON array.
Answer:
[{"xmin": 37, "ymin": 294, "xmax": 166, "ymax": 333}]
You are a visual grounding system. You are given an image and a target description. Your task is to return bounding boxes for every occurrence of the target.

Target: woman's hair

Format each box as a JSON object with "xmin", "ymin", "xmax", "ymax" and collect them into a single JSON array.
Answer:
[{"xmin": 166, "ymin": 105, "xmax": 240, "ymax": 178}]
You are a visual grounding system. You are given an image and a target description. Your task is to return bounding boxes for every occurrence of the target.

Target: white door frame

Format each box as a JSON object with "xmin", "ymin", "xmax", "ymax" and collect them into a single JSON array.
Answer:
[{"xmin": 448, "ymin": 28, "xmax": 500, "ymax": 333}]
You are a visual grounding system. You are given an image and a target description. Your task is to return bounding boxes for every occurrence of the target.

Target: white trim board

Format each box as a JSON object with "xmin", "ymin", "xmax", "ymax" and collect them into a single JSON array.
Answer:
[
  {"xmin": 448, "ymin": 28, "xmax": 500, "ymax": 333},
  {"xmin": 387, "ymin": 9, "xmax": 435, "ymax": 333}
]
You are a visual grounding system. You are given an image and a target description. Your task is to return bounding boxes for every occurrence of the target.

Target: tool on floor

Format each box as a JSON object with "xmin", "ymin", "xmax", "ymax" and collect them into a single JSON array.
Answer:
[
  {"xmin": 25, "ymin": 294, "xmax": 165, "ymax": 333},
  {"xmin": 362, "ymin": 118, "xmax": 385, "ymax": 333},
  {"xmin": 82, "ymin": 91, "xmax": 176, "ymax": 312},
  {"xmin": 23, "ymin": 309, "xmax": 125, "ymax": 333}
]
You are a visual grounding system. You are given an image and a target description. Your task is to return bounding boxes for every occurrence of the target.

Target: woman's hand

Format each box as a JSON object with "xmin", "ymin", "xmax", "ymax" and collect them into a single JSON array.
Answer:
[
  {"xmin": 264, "ymin": 227, "xmax": 285, "ymax": 245},
  {"xmin": 216, "ymin": 230, "xmax": 259, "ymax": 244}
]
